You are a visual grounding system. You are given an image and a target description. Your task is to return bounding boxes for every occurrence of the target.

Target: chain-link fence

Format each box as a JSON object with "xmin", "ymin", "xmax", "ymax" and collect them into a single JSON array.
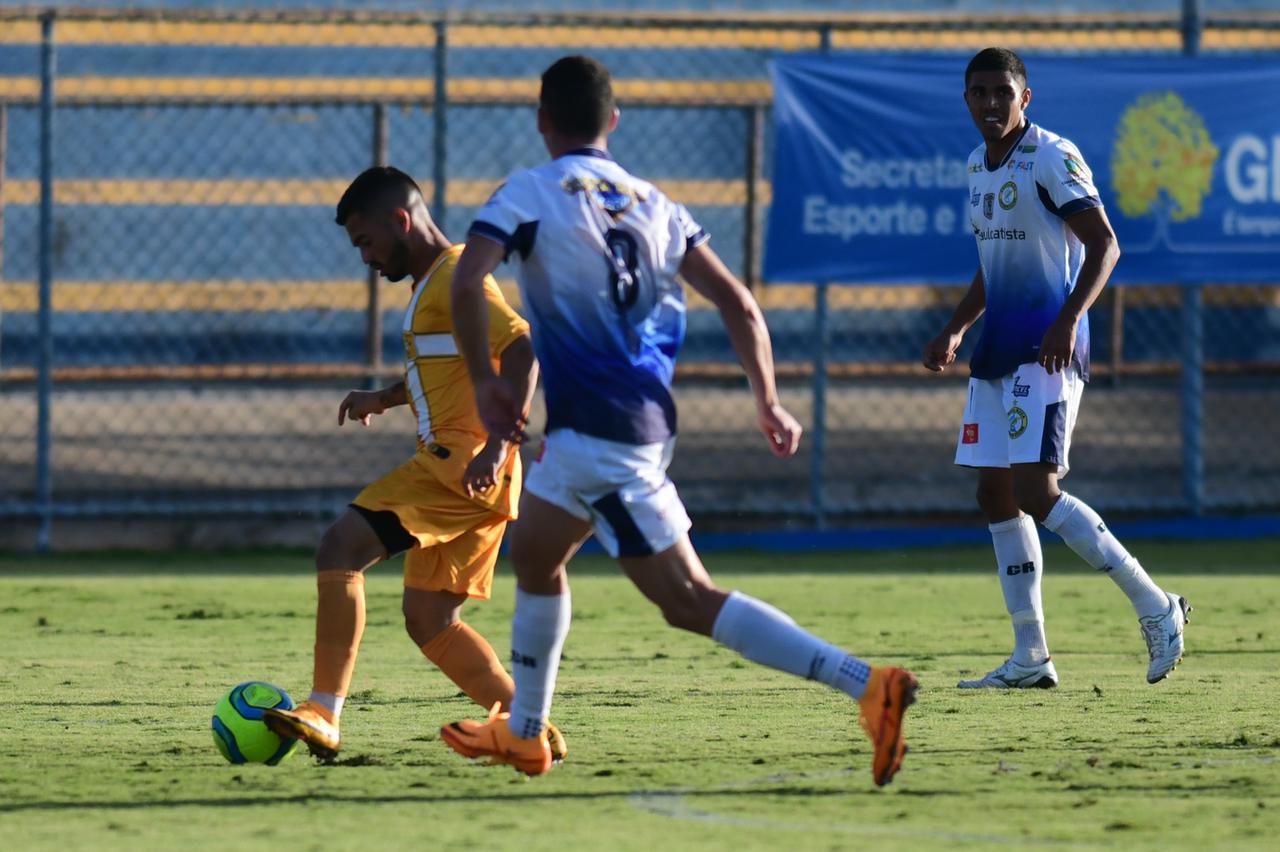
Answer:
[{"xmin": 2, "ymin": 6, "xmax": 1278, "ymax": 547}]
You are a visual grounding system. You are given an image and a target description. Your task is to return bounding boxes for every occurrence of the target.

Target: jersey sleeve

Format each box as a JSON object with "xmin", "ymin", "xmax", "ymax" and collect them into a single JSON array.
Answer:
[
  {"xmin": 674, "ymin": 201, "xmax": 710, "ymax": 250},
  {"xmin": 1036, "ymin": 139, "xmax": 1103, "ymax": 219},
  {"xmin": 481, "ymin": 276, "xmax": 529, "ymax": 357},
  {"xmin": 469, "ymin": 172, "xmax": 540, "ymax": 261}
]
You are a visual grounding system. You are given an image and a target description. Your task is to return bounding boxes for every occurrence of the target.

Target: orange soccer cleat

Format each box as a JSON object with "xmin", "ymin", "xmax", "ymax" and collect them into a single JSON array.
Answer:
[
  {"xmin": 263, "ymin": 700, "xmax": 341, "ymax": 761},
  {"xmin": 857, "ymin": 667, "xmax": 919, "ymax": 787},
  {"xmin": 440, "ymin": 702, "xmax": 554, "ymax": 776}
]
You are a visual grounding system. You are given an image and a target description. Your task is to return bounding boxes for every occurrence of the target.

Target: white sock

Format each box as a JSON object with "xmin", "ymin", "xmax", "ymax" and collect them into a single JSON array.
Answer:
[
  {"xmin": 1042, "ymin": 493, "xmax": 1167, "ymax": 618},
  {"xmin": 711, "ymin": 591, "xmax": 873, "ymax": 700},
  {"xmin": 506, "ymin": 587, "xmax": 572, "ymax": 740},
  {"xmin": 990, "ymin": 515, "xmax": 1049, "ymax": 665},
  {"xmin": 308, "ymin": 691, "xmax": 344, "ymax": 721}
]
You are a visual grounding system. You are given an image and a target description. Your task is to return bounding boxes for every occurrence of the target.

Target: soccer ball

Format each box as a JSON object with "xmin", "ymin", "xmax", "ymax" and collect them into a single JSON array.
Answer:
[{"xmin": 210, "ymin": 681, "xmax": 300, "ymax": 765}]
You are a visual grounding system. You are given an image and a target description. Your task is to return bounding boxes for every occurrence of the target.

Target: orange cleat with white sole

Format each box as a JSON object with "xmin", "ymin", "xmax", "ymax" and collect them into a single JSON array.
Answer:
[
  {"xmin": 263, "ymin": 700, "xmax": 340, "ymax": 762},
  {"xmin": 857, "ymin": 667, "xmax": 919, "ymax": 787},
  {"xmin": 440, "ymin": 702, "xmax": 553, "ymax": 776}
]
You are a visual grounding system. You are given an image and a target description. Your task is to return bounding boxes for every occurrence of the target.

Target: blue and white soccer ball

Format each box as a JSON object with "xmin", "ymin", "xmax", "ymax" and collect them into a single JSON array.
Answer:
[{"xmin": 210, "ymin": 681, "xmax": 299, "ymax": 765}]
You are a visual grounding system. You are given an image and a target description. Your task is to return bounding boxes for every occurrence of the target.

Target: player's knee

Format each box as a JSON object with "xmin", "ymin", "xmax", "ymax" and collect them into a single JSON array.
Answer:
[
  {"xmin": 317, "ymin": 510, "xmax": 386, "ymax": 573},
  {"xmin": 657, "ymin": 584, "xmax": 719, "ymax": 636},
  {"xmin": 1012, "ymin": 484, "xmax": 1057, "ymax": 522},
  {"xmin": 975, "ymin": 481, "xmax": 1009, "ymax": 520},
  {"xmin": 402, "ymin": 603, "xmax": 452, "ymax": 646},
  {"xmin": 315, "ymin": 522, "xmax": 366, "ymax": 573}
]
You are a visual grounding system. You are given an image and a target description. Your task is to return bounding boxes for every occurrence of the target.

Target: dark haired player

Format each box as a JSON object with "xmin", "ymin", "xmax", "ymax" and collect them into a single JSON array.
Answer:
[{"xmin": 923, "ymin": 48, "xmax": 1189, "ymax": 689}]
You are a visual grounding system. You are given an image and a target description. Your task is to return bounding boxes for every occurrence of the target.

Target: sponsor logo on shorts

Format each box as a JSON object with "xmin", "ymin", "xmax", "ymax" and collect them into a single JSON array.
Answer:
[
  {"xmin": 1008, "ymin": 406, "xmax": 1028, "ymax": 438},
  {"xmin": 1012, "ymin": 377, "xmax": 1031, "ymax": 398},
  {"xmin": 962, "ymin": 423, "xmax": 980, "ymax": 444}
]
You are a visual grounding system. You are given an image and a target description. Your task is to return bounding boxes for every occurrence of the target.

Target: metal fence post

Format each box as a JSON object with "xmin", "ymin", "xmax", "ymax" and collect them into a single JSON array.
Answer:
[
  {"xmin": 743, "ymin": 103, "xmax": 765, "ymax": 288},
  {"xmin": 432, "ymin": 20, "xmax": 448, "ymax": 226},
  {"xmin": 810, "ymin": 282, "xmax": 828, "ymax": 528},
  {"xmin": 366, "ymin": 103, "xmax": 389, "ymax": 389},
  {"xmin": 1182, "ymin": 0, "xmax": 1202, "ymax": 57},
  {"xmin": 1108, "ymin": 286, "xmax": 1125, "ymax": 387},
  {"xmin": 0, "ymin": 105, "xmax": 6, "ymax": 284},
  {"xmin": 35, "ymin": 11, "xmax": 57, "ymax": 552},
  {"xmin": 1181, "ymin": 284, "xmax": 1204, "ymax": 516}
]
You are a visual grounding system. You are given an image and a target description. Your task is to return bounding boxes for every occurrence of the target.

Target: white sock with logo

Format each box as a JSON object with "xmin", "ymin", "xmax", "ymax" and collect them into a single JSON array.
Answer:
[
  {"xmin": 990, "ymin": 514, "xmax": 1049, "ymax": 666},
  {"xmin": 506, "ymin": 587, "xmax": 572, "ymax": 740},
  {"xmin": 308, "ymin": 692, "xmax": 344, "ymax": 721},
  {"xmin": 1042, "ymin": 493, "xmax": 1167, "ymax": 618},
  {"xmin": 711, "ymin": 591, "xmax": 873, "ymax": 700}
]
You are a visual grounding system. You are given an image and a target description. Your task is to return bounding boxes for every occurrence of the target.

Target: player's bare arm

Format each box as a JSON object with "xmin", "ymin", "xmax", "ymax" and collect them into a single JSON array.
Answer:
[
  {"xmin": 338, "ymin": 382, "xmax": 407, "ymax": 426},
  {"xmin": 463, "ymin": 334, "xmax": 538, "ymax": 497},
  {"xmin": 679, "ymin": 241, "xmax": 801, "ymax": 458},
  {"xmin": 1039, "ymin": 207, "xmax": 1120, "ymax": 374},
  {"xmin": 451, "ymin": 234, "xmax": 527, "ymax": 443},
  {"xmin": 923, "ymin": 268, "xmax": 986, "ymax": 372}
]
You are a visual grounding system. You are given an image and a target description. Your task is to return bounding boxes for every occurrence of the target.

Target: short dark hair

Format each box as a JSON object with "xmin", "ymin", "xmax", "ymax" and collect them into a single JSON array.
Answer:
[
  {"xmin": 335, "ymin": 166, "xmax": 423, "ymax": 226},
  {"xmin": 965, "ymin": 47, "xmax": 1028, "ymax": 89},
  {"xmin": 539, "ymin": 55, "xmax": 615, "ymax": 140}
]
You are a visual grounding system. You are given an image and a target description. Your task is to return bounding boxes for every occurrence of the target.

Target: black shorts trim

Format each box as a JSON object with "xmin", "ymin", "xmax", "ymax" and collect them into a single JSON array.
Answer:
[{"xmin": 350, "ymin": 504, "xmax": 417, "ymax": 557}]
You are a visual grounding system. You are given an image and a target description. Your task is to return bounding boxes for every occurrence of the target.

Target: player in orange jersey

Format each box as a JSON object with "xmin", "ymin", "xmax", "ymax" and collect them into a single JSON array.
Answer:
[{"xmin": 264, "ymin": 166, "xmax": 563, "ymax": 762}]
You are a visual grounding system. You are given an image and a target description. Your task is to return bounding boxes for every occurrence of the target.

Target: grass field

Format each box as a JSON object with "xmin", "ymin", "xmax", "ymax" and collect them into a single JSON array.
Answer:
[{"xmin": 2, "ymin": 540, "xmax": 1278, "ymax": 851}]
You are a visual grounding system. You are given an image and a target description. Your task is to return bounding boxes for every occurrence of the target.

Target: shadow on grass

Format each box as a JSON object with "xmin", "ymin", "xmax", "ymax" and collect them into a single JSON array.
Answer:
[
  {"xmin": 0, "ymin": 783, "xmax": 932, "ymax": 814},
  {"xmin": 2, "ymin": 538, "xmax": 1279, "ymax": 576}
]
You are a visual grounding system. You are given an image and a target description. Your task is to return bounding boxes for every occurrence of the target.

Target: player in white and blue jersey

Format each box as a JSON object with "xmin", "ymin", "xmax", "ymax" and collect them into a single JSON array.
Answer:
[
  {"xmin": 922, "ymin": 48, "xmax": 1189, "ymax": 689},
  {"xmin": 440, "ymin": 55, "xmax": 917, "ymax": 785}
]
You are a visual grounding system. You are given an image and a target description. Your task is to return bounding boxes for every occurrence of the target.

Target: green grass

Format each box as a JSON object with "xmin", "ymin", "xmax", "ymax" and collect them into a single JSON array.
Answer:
[{"xmin": 2, "ymin": 540, "xmax": 1278, "ymax": 850}]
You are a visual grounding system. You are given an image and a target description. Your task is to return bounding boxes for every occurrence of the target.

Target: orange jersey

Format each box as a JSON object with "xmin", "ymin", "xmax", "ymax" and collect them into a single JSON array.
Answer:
[{"xmin": 398, "ymin": 244, "xmax": 529, "ymax": 518}]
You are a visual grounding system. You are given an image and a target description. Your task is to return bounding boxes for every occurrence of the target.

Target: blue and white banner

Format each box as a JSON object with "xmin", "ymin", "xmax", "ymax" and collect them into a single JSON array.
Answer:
[{"xmin": 765, "ymin": 53, "xmax": 1280, "ymax": 283}]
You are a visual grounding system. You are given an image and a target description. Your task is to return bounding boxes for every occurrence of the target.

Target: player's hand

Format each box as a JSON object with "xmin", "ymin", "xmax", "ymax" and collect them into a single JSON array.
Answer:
[
  {"xmin": 338, "ymin": 390, "xmax": 386, "ymax": 426},
  {"xmin": 474, "ymin": 374, "xmax": 527, "ymax": 445},
  {"xmin": 1038, "ymin": 319, "xmax": 1077, "ymax": 375},
  {"xmin": 462, "ymin": 442, "xmax": 505, "ymax": 498},
  {"xmin": 758, "ymin": 401, "xmax": 802, "ymax": 458},
  {"xmin": 922, "ymin": 330, "xmax": 963, "ymax": 372}
]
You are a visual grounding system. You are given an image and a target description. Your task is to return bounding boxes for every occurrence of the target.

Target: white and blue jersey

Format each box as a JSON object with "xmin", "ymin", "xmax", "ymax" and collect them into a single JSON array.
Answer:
[
  {"xmin": 469, "ymin": 148, "xmax": 708, "ymax": 445},
  {"xmin": 967, "ymin": 122, "xmax": 1102, "ymax": 380}
]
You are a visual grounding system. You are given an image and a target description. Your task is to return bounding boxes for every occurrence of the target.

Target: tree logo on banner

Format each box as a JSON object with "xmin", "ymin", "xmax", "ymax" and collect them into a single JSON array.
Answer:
[{"xmin": 1110, "ymin": 91, "xmax": 1218, "ymax": 223}]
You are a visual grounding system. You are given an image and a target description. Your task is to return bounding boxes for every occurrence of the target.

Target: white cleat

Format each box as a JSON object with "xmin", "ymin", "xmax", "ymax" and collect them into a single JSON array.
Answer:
[
  {"xmin": 958, "ymin": 657, "xmax": 1059, "ymax": 689},
  {"xmin": 1141, "ymin": 593, "xmax": 1191, "ymax": 683}
]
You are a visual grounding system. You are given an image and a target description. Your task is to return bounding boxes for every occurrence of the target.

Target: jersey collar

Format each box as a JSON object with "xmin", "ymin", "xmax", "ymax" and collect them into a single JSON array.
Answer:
[
  {"xmin": 985, "ymin": 120, "xmax": 1032, "ymax": 172},
  {"xmin": 412, "ymin": 243, "xmax": 464, "ymax": 291},
  {"xmin": 559, "ymin": 146, "xmax": 613, "ymax": 161}
]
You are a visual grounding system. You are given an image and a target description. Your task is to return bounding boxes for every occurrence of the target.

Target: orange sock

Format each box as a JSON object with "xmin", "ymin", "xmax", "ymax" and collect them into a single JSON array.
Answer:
[
  {"xmin": 313, "ymin": 570, "xmax": 366, "ymax": 699},
  {"xmin": 421, "ymin": 621, "xmax": 515, "ymax": 711}
]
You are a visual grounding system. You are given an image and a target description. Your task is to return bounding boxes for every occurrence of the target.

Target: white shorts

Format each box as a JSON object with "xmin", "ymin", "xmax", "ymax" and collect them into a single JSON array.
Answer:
[
  {"xmin": 954, "ymin": 363, "xmax": 1084, "ymax": 475},
  {"xmin": 523, "ymin": 428, "xmax": 692, "ymax": 559}
]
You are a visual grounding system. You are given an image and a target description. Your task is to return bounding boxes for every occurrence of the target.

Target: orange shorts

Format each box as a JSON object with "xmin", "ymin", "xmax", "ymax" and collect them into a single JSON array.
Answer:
[{"xmin": 352, "ymin": 451, "xmax": 513, "ymax": 600}]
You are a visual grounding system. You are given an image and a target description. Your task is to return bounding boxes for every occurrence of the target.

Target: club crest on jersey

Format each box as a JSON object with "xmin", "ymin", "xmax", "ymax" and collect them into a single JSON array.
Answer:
[
  {"xmin": 998, "ymin": 181, "xmax": 1018, "ymax": 210},
  {"xmin": 1008, "ymin": 406, "xmax": 1028, "ymax": 439},
  {"xmin": 563, "ymin": 176, "xmax": 635, "ymax": 217},
  {"xmin": 983, "ymin": 192, "xmax": 995, "ymax": 220}
]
